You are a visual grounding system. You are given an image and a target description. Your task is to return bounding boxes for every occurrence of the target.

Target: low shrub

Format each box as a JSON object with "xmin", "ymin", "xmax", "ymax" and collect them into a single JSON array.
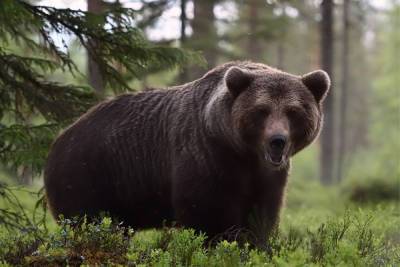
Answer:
[
  {"xmin": 0, "ymin": 209, "xmax": 398, "ymax": 266},
  {"xmin": 346, "ymin": 177, "xmax": 399, "ymax": 203}
]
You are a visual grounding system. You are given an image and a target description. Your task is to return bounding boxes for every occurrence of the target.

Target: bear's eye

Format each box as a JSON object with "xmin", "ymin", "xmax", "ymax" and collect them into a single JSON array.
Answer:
[
  {"xmin": 254, "ymin": 106, "xmax": 270, "ymax": 118},
  {"xmin": 248, "ymin": 107, "xmax": 270, "ymax": 124},
  {"xmin": 286, "ymin": 106, "xmax": 313, "ymax": 140},
  {"xmin": 285, "ymin": 106, "xmax": 305, "ymax": 120}
]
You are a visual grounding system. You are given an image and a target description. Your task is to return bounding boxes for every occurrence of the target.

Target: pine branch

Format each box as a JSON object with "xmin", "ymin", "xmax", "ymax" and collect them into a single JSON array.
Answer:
[
  {"xmin": 0, "ymin": 0, "xmax": 204, "ymax": 231},
  {"xmin": 19, "ymin": 0, "xmax": 204, "ymax": 91},
  {"xmin": 0, "ymin": 50, "xmax": 97, "ymax": 122},
  {"xmin": 0, "ymin": 123, "xmax": 59, "ymax": 173},
  {"xmin": 0, "ymin": 0, "xmax": 203, "ymax": 175}
]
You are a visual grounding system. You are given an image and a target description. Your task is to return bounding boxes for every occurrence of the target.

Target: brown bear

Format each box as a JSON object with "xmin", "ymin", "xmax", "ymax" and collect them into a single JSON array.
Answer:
[{"xmin": 44, "ymin": 61, "xmax": 330, "ymax": 244}]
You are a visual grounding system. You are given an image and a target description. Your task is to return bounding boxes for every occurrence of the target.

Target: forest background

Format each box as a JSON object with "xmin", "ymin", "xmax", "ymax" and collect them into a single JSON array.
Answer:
[{"xmin": 0, "ymin": 0, "xmax": 398, "ymax": 265}]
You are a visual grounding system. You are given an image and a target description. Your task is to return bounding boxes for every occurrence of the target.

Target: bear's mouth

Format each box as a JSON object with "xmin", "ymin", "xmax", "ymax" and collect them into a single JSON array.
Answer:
[{"xmin": 265, "ymin": 152, "xmax": 286, "ymax": 167}]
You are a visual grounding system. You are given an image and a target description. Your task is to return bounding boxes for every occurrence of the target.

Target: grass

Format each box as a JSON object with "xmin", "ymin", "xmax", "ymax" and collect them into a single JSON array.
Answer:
[
  {"xmin": 0, "ymin": 171, "xmax": 399, "ymax": 266},
  {"xmin": 0, "ymin": 205, "xmax": 398, "ymax": 266}
]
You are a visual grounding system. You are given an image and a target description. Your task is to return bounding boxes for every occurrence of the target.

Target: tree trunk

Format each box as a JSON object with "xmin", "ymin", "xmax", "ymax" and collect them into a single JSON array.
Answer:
[
  {"xmin": 87, "ymin": 0, "xmax": 105, "ymax": 94},
  {"xmin": 345, "ymin": 1, "xmax": 369, "ymax": 156},
  {"xmin": 189, "ymin": 0, "xmax": 218, "ymax": 80},
  {"xmin": 247, "ymin": 0, "xmax": 263, "ymax": 60},
  {"xmin": 337, "ymin": 0, "xmax": 350, "ymax": 182},
  {"xmin": 19, "ymin": 166, "xmax": 32, "ymax": 185},
  {"xmin": 276, "ymin": 5, "xmax": 287, "ymax": 70},
  {"xmin": 180, "ymin": 0, "xmax": 187, "ymax": 44},
  {"xmin": 320, "ymin": 0, "xmax": 335, "ymax": 185},
  {"xmin": 277, "ymin": 41, "xmax": 285, "ymax": 70},
  {"xmin": 178, "ymin": 0, "xmax": 189, "ymax": 83}
]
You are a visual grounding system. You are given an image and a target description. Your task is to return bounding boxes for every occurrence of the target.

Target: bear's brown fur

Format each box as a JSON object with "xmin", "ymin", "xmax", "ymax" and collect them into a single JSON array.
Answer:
[{"xmin": 44, "ymin": 61, "xmax": 330, "ymax": 244}]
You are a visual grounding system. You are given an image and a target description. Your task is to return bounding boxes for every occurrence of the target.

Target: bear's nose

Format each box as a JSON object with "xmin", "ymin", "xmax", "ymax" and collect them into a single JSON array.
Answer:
[{"xmin": 269, "ymin": 135, "xmax": 287, "ymax": 152}]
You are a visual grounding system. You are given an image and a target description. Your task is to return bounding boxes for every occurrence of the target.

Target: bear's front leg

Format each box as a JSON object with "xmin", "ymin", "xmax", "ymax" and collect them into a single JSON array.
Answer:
[
  {"xmin": 246, "ymin": 172, "xmax": 288, "ymax": 247},
  {"xmin": 171, "ymin": 170, "xmax": 247, "ymax": 243}
]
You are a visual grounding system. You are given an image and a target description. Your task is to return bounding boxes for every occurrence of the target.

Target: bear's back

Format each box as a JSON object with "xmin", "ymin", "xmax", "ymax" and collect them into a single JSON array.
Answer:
[{"xmin": 44, "ymin": 89, "xmax": 178, "ymax": 224}]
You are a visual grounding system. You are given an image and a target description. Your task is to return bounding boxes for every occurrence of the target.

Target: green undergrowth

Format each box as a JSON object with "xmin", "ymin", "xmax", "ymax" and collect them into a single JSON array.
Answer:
[
  {"xmin": 0, "ymin": 205, "xmax": 398, "ymax": 266},
  {"xmin": 343, "ymin": 176, "xmax": 399, "ymax": 204},
  {"xmin": 1, "ymin": 169, "xmax": 399, "ymax": 266}
]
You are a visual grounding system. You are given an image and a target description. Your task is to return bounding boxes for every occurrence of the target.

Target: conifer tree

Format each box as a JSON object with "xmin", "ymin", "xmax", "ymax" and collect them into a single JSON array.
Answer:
[
  {"xmin": 0, "ymin": 0, "xmax": 201, "ymax": 173},
  {"xmin": 0, "ymin": 0, "xmax": 201, "ymax": 228}
]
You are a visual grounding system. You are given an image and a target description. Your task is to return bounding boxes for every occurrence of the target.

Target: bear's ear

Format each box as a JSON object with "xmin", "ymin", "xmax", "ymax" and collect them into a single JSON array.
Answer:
[
  {"xmin": 224, "ymin": 66, "xmax": 254, "ymax": 97},
  {"xmin": 301, "ymin": 70, "xmax": 331, "ymax": 103}
]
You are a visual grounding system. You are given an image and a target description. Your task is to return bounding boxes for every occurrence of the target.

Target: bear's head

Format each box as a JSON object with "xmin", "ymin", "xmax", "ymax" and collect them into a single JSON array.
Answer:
[{"xmin": 209, "ymin": 64, "xmax": 330, "ymax": 168}]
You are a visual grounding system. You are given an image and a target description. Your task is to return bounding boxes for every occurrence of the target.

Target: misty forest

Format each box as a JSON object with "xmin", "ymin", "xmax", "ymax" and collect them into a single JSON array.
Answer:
[{"xmin": 0, "ymin": 0, "xmax": 399, "ymax": 265}]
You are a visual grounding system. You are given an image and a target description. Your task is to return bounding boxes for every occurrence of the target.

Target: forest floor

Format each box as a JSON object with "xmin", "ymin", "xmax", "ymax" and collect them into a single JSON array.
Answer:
[{"xmin": 0, "ymin": 173, "xmax": 399, "ymax": 266}]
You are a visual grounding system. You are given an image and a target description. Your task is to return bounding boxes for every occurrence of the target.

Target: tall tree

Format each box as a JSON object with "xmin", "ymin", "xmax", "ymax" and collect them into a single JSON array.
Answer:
[
  {"xmin": 178, "ymin": 0, "xmax": 188, "ymax": 82},
  {"xmin": 230, "ymin": 0, "xmax": 291, "ymax": 68},
  {"xmin": 337, "ymin": 0, "xmax": 350, "ymax": 182},
  {"xmin": 180, "ymin": 0, "xmax": 187, "ymax": 44},
  {"xmin": 247, "ymin": 0, "xmax": 263, "ymax": 60},
  {"xmin": 345, "ymin": 1, "xmax": 371, "ymax": 155},
  {"xmin": 87, "ymin": 0, "xmax": 105, "ymax": 93},
  {"xmin": 276, "ymin": 36, "xmax": 285, "ymax": 70},
  {"xmin": 188, "ymin": 0, "xmax": 218, "ymax": 80},
  {"xmin": 320, "ymin": 0, "xmax": 335, "ymax": 185}
]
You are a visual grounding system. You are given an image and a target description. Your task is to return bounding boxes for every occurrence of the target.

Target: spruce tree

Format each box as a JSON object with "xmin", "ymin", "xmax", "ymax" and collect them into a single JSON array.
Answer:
[{"xmin": 0, "ymin": 0, "xmax": 201, "ymax": 229}]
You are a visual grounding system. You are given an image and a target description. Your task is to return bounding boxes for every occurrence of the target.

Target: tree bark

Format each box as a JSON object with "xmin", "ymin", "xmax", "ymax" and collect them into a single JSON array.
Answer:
[
  {"xmin": 346, "ymin": 1, "xmax": 369, "ymax": 155},
  {"xmin": 320, "ymin": 0, "xmax": 335, "ymax": 185},
  {"xmin": 189, "ymin": 0, "xmax": 218, "ymax": 80},
  {"xmin": 337, "ymin": 0, "xmax": 350, "ymax": 182},
  {"xmin": 180, "ymin": 0, "xmax": 187, "ymax": 44},
  {"xmin": 276, "ymin": 6, "xmax": 287, "ymax": 70},
  {"xmin": 19, "ymin": 166, "xmax": 32, "ymax": 185},
  {"xmin": 87, "ymin": 0, "xmax": 105, "ymax": 94},
  {"xmin": 277, "ymin": 41, "xmax": 285, "ymax": 70},
  {"xmin": 247, "ymin": 0, "xmax": 263, "ymax": 60},
  {"xmin": 178, "ymin": 0, "xmax": 189, "ymax": 83}
]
